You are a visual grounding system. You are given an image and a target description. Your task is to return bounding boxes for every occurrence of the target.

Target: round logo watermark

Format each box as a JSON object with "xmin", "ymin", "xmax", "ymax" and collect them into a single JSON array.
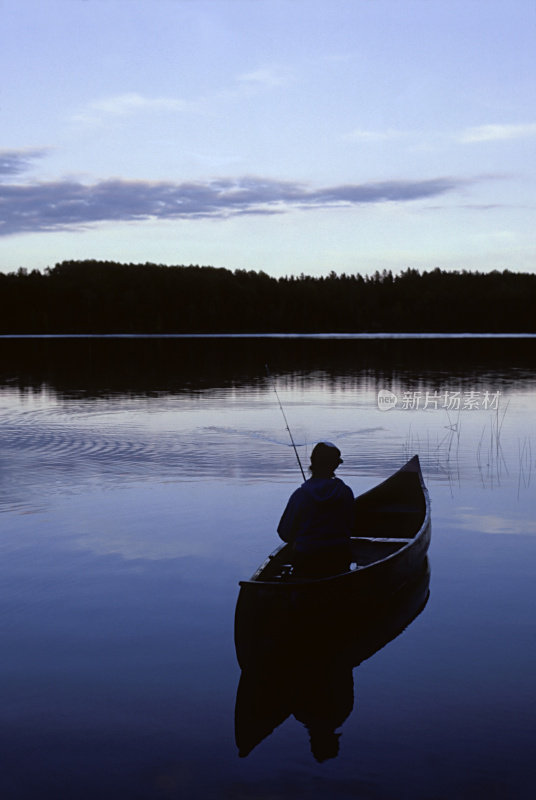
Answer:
[{"xmin": 377, "ymin": 389, "xmax": 398, "ymax": 411}]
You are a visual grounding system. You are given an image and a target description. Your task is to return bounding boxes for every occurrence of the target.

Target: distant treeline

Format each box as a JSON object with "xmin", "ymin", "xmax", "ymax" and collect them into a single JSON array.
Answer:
[{"xmin": 1, "ymin": 260, "xmax": 535, "ymax": 333}]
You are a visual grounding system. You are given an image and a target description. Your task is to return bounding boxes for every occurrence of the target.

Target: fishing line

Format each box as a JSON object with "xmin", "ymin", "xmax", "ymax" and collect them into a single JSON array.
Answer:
[{"xmin": 265, "ymin": 364, "xmax": 306, "ymax": 481}]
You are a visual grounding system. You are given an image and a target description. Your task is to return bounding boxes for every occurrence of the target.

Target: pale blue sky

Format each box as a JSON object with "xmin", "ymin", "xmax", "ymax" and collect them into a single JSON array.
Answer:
[{"xmin": 1, "ymin": 0, "xmax": 535, "ymax": 276}]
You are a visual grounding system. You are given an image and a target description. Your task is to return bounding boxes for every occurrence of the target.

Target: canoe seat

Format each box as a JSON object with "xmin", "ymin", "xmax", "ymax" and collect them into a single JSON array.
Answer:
[
  {"xmin": 353, "ymin": 536, "xmax": 412, "ymax": 544},
  {"xmin": 350, "ymin": 536, "xmax": 410, "ymax": 567}
]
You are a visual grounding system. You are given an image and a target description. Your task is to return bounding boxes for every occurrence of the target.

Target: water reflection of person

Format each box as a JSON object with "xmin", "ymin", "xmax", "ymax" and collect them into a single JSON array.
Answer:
[
  {"xmin": 277, "ymin": 442, "xmax": 354, "ymax": 577},
  {"xmin": 293, "ymin": 655, "xmax": 354, "ymax": 762},
  {"xmin": 235, "ymin": 650, "xmax": 354, "ymax": 762}
]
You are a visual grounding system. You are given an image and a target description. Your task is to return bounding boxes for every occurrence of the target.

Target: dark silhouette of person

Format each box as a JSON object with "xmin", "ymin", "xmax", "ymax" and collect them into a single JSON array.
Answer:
[{"xmin": 277, "ymin": 442, "xmax": 354, "ymax": 577}]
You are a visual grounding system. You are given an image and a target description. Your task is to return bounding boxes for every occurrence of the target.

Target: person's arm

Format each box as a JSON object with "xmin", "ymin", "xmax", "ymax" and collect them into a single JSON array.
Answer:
[
  {"xmin": 277, "ymin": 489, "xmax": 301, "ymax": 542},
  {"xmin": 343, "ymin": 485, "xmax": 355, "ymax": 536}
]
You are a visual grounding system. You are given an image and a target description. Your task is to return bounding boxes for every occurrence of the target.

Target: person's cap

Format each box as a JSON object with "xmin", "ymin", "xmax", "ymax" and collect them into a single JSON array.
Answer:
[{"xmin": 310, "ymin": 441, "xmax": 343, "ymax": 465}]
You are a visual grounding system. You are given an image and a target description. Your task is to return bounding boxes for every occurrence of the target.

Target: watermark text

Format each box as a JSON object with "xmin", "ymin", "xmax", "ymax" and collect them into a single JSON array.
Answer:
[{"xmin": 378, "ymin": 389, "xmax": 501, "ymax": 411}]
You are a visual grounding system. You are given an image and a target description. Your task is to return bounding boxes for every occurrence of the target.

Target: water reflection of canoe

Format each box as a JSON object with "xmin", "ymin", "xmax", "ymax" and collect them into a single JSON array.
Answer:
[
  {"xmin": 235, "ymin": 562, "xmax": 430, "ymax": 760},
  {"xmin": 235, "ymin": 455, "xmax": 431, "ymax": 666}
]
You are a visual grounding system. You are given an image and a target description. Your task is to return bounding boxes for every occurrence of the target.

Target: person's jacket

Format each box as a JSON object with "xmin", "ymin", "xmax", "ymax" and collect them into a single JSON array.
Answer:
[{"xmin": 277, "ymin": 477, "xmax": 354, "ymax": 553}]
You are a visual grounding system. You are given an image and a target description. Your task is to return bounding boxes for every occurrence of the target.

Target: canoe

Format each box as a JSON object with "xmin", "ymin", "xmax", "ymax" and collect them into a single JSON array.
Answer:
[{"xmin": 235, "ymin": 455, "xmax": 431, "ymax": 664}]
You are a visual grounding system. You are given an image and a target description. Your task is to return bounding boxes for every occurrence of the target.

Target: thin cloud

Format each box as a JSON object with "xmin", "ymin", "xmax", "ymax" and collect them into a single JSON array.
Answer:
[
  {"xmin": 71, "ymin": 68, "xmax": 290, "ymax": 127},
  {"xmin": 71, "ymin": 92, "xmax": 189, "ymax": 126},
  {"xmin": 236, "ymin": 66, "xmax": 292, "ymax": 89},
  {"xmin": 0, "ymin": 148, "xmax": 49, "ymax": 179},
  {"xmin": 0, "ymin": 149, "xmax": 482, "ymax": 237},
  {"xmin": 460, "ymin": 123, "xmax": 536, "ymax": 143}
]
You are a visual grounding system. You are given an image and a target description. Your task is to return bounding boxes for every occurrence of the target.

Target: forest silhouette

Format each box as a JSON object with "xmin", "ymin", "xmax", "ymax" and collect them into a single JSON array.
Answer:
[{"xmin": 1, "ymin": 260, "xmax": 534, "ymax": 334}]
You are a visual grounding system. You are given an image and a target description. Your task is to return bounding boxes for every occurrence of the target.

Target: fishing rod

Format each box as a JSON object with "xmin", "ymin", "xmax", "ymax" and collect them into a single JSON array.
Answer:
[{"xmin": 265, "ymin": 364, "xmax": 306, "ymax": 481}]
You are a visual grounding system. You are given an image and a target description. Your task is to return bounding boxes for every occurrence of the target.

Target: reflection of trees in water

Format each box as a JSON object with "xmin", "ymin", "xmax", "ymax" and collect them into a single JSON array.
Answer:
[
  {"xmin": 1, "ymin": 335, "xmax": 534, "ymax": 399},
  {"xmin": 235, "ymin": 563, "xmax": 430, "ymax": 761}
]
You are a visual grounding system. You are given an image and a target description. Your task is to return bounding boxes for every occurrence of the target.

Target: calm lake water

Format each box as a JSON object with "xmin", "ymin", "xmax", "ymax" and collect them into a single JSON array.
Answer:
[{"xmin": 1, "ymin": 336, "xmax": 535, "ymax": 799}]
